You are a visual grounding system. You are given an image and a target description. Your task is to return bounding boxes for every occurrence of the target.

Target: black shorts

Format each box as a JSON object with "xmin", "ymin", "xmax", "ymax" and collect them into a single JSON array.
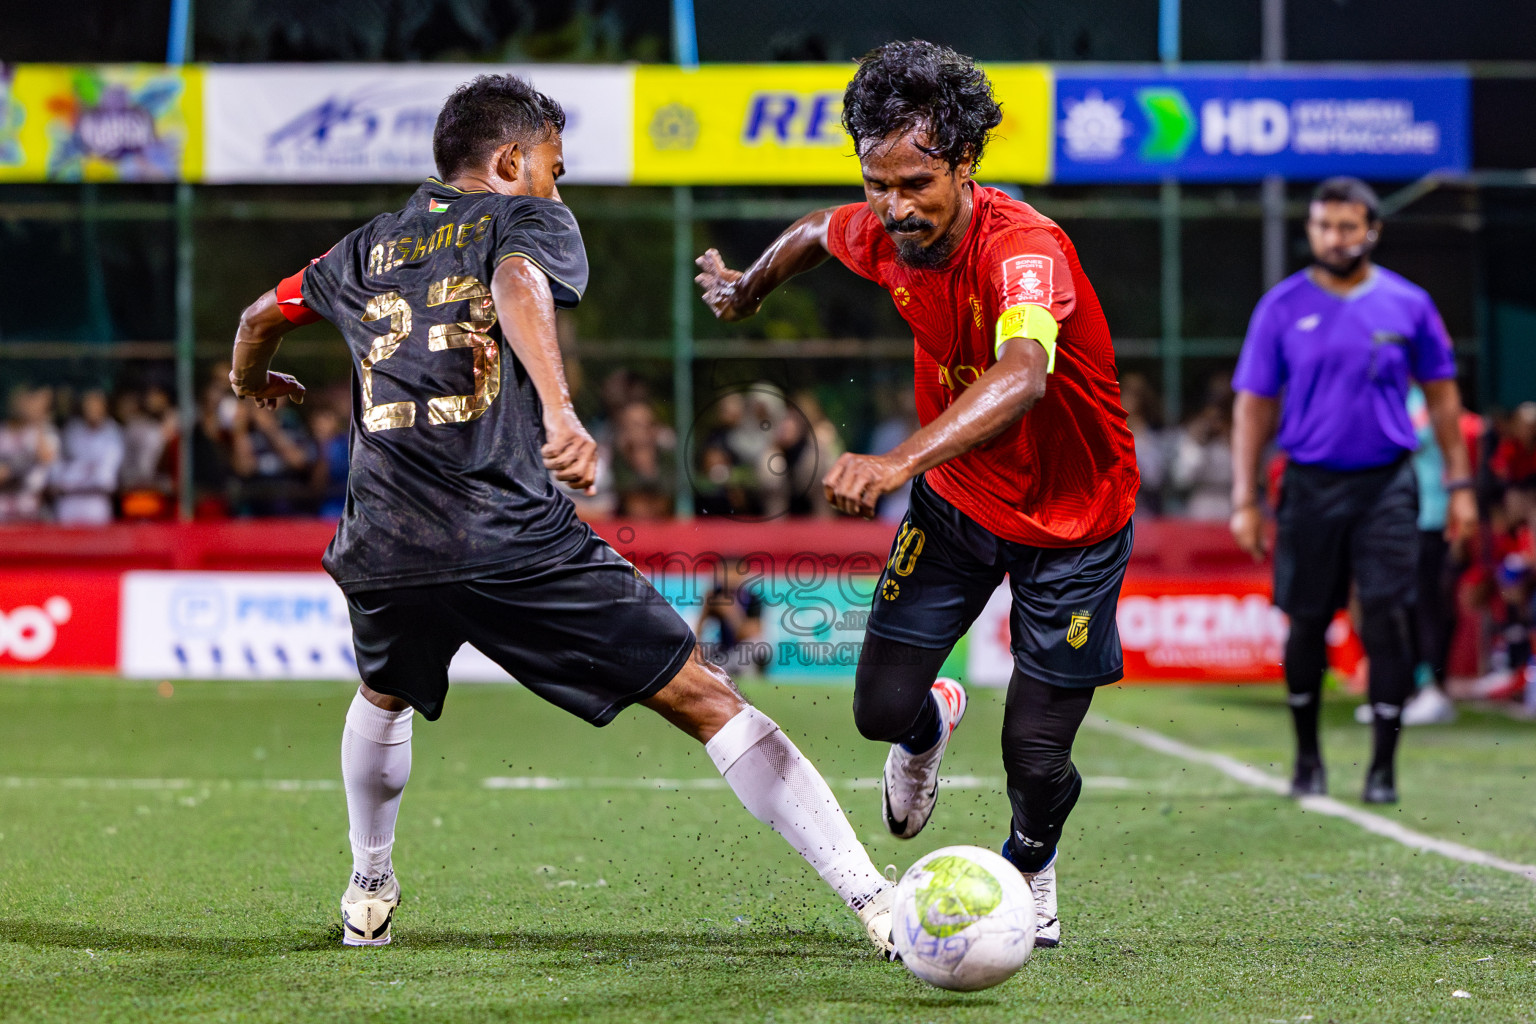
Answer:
[
  {"xmin": 1273, "ymin": 457, "xmax": 1419, "ymax": 619},
  {"xmin": 866, "ymin": 476, "xmax": 1132, "ymax": 688},
  {"xmin": 346, "ymin": 525, "xmax": 695, "ymax": 723}
]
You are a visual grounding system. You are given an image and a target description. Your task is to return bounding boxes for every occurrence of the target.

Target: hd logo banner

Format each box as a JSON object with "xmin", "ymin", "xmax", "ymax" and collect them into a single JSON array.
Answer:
[
  {"xmin": 1054, "ymin": 69, "xmax": 1469, "ymax": 183},
  {"xmin": 633, "ymin": 64, "xmax": 1053, "ymax": 185}
]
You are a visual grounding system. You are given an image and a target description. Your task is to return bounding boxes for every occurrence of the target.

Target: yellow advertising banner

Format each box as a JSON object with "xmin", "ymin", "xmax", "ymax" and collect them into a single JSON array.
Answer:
[
  {"xmin": 633, "ymin": 63, "xmax": 1053, "ymax": 185},
  {"xmin": 0, "ymin": 64, "xmax": 203, "ymax": 182}
]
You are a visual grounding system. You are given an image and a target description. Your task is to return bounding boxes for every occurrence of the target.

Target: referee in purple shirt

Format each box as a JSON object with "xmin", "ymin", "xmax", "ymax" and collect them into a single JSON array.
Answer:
[{"xmin": 1230, "ymin": 177, "xmax": 1478, "ymax": 805}]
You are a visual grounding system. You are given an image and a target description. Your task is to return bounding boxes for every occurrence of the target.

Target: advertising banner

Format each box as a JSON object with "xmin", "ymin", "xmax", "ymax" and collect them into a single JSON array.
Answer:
[
  {"xmin": 0, "ymin": 571, "xmax": 120, "ymax": 671},
  {"xmin": 118, "ymin": 568, "xmax": 914, "ymax": 683},
  {"xmin": 632, "ymin": 63, "xmax": 1053, "ymax": 185},
  {"xmin": 121, "ymin": 571, "xmax": 512, "ymax": 682},
  {"xmin": 1053, "ymin": 69, "xmax": 1469, "ymax": 183},
  {"xmin": 0, "ymin": 64, "xmax": 202, "ymax": 182},
  {"xmin": 201, "ymin": 65, "xmax": 633, "ymax": 184},
  {"xmin": 966, "ymin": 576, "xmax": 1359, "ymax": 685}
]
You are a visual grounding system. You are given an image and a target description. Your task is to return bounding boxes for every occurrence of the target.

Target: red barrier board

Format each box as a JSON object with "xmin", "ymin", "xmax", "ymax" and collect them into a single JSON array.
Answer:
[
  {"xmin": 0, "ymin": 571, "xmax": 121, "ymax": 671},
  {"xmin": 1116, "ymin": 576, "xmax": 1358, "ymax": 682}
]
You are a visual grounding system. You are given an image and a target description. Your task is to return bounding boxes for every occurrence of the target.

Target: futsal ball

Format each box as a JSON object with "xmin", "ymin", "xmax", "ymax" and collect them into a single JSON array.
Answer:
[{"xmin": 891, "ymin": 845, "xmax": 1036, "ymax": 991}]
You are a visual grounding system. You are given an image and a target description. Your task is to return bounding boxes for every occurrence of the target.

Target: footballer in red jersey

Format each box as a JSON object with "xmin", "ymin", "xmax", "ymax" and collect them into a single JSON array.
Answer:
[{"xmin": 696, "ymin": 40, "xmax": 1140, "ymax": 948}]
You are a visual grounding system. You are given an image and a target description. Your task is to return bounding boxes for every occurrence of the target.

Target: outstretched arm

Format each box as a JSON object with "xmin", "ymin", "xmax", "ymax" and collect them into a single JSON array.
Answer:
[
  {"xmin": 492, "ymin": 255, "xmax": 597, "ymax": 494},
  {"xmin": 695, "ymin": 208, "xmax": 836, "ymax": 321},
  {"xmin": 1229, "ymin": 389, "xmax": 1279, "ymax": 561},
  {"xmin": 822, "ymin": 337, "xmax": 1050, "ymax": 519},
  {"xmin": 230, "ymin": 289, "xmax": 307, "ymax": 408}
]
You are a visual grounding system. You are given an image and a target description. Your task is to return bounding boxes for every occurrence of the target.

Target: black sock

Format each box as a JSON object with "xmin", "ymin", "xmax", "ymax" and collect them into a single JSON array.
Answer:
[
  {"xmin": 1284, "ymin": 614, "xmax": 1330, "ymax": 762},
  {"xmin": 897, "ymin": 693, "xmax": 942, "ymax": 753},
  {"xmin": 1361, "ymin": 601, "xmax": 1415, "ymax": 775}
]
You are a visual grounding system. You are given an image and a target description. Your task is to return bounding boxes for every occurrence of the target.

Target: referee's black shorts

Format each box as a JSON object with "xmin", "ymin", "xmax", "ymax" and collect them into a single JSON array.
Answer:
[
  {"xmin": 1273, "ymin": 456, "xmax": 1419, "ymax": 619},
  {"xmin": 345, "ymin": 524, "xmax": 696, "ymax": 723}
]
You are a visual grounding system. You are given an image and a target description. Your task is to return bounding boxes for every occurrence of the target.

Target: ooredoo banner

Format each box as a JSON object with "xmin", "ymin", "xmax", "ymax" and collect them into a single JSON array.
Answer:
[
  {"xmin": 201, "ymin": 65, "xmax": 633, "ymax": 184},
  {"xmin": 0, "ymin": 571, "xmax": 120, "ymax": 670}
]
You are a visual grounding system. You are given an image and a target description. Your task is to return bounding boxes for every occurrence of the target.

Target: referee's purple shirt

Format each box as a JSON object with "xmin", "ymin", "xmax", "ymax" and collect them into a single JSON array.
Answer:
[{"xmin": 1233, "ymin": 267, "xmax": 1457, "ymax": 471}]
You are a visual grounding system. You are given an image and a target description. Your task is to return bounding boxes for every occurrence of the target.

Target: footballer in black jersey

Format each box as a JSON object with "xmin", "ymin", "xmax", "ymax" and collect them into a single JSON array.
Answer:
[{"xmin": 227, "ymin": 73, "xmax": 894, "ymax": 951}]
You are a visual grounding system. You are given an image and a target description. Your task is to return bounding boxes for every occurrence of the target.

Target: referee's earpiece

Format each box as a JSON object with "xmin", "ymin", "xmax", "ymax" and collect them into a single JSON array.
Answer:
[{"xmin": 1366, "ymin": 230, "xmax": 1379, "ymax": 242}]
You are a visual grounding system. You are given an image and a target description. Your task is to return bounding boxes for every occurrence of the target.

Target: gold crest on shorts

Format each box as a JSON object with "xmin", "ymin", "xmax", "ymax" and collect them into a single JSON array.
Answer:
[{"xmin": 1066, "ymin": 612, "xmax": 1091, "ymax": 649}]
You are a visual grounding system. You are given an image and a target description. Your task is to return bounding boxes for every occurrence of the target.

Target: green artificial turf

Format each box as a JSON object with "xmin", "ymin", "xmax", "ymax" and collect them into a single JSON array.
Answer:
[{"xmin": 0, "ymin": 675, "xmax": 1533, "ymax": 1022}]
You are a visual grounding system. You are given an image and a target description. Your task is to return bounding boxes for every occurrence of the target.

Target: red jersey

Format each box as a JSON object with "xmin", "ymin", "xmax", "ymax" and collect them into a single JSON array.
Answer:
[{"xmin": 827, "ymin": 184, "xmax": 1138, "ymax": 547}]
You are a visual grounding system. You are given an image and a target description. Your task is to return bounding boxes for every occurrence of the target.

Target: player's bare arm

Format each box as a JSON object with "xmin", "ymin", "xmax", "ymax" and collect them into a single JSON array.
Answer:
[
  {"xmin": 1421, "ymin": 377, "xmax": 1478, "ymax": 545},
  {"xmin": 694, "ymin": 208, "xmax": 834, "ymax": 321},
  {"xmin": 1229, "ymin": 389, "xmax": 1279, "ymax": 561},
  {"xmin": 229, "ymin": 289, "xmax": 307, "ymax": 408},
  {"xmin": 491, "ymin": 254, "xmax": 597, "ymax": 493},
  {"xmin": 824, "ymin": 337, "xmax": 1049, "ymax": 519}
]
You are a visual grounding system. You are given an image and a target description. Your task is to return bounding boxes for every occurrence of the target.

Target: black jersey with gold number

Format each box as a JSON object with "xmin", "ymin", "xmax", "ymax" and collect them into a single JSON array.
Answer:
[{"xmin": 284, "ymin": 178, "xmax": 590, "ymax": 593}]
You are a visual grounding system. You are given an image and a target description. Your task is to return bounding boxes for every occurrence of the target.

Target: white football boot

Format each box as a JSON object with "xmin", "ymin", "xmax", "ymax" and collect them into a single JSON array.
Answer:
[
  {"xmin": 340, "ymin": 874, "xmax": 400, "ymax": 946},
  {"xmin": 880, "ymin": 677, "xmax": 968, "ymax": 839},
  {"xmin": 1023, "ymin": 855, "xmax": 1060, "ymax": 948},
  {"xmin": 856, "ymin": 877, "xmax": 897, "ymax": 958}
]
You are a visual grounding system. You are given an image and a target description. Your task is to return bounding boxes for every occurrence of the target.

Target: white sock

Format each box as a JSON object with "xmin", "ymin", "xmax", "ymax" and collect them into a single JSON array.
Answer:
[
  {"xmin": 706, "ymin": 706, "xmax": 886, "ymax": 910},
  {"xmin": 340, "ymin": 691, "xmax": 414, "ymax": 891}
]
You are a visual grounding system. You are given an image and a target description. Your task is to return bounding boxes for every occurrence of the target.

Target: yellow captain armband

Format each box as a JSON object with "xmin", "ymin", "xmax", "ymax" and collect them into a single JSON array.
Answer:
[{"xmin": 995, "ymin": 303, "xmax": 1058, "ymax": 372}]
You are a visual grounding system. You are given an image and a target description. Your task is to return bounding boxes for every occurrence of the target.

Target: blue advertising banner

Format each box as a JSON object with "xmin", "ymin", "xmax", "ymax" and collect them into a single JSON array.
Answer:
[{"xmin": 1053, "ymin": 69, "xmax": 1469, "ymax": 183}]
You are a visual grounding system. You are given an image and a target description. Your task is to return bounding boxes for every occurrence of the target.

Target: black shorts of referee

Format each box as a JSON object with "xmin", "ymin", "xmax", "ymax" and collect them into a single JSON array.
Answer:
[{"xmin": 1273, "ymin": 456, "xmax": 1419, "ymax": 619}]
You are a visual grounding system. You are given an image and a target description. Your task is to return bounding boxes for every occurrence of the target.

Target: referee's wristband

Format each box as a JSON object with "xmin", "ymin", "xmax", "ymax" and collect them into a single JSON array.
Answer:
[{"xmin": 1444, "ymin": 478, "xmax": 1475, "ymax": 492}]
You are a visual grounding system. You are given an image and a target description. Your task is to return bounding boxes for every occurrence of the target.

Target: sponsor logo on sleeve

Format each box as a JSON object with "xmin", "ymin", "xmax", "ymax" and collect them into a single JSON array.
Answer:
[{"xmin": 1001, "ymin": 254, "xmax": 1052, "ymax": 308}]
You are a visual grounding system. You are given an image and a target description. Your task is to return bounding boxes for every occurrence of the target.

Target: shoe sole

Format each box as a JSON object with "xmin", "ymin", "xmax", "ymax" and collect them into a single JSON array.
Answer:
[{"xmin": 341, "ymin": 902, "xmax": 396, "ymax": 946}]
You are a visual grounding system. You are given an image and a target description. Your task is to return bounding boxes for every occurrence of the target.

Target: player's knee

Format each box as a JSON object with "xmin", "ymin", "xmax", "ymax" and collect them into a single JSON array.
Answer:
[
  {"xmin": 1002, "ymin": 747, "xmax": 1075, "ymax": 795},
  {"xmin": 851, "ymin": 642, "xmax": 938, "ymax": 742},
  {"xmin": 851, "ymin": 691, "xmax": 903, "ymax": 742},
  {"xmin": 644, "ymin": 654, "xmax": 748, "ymax": 742}
]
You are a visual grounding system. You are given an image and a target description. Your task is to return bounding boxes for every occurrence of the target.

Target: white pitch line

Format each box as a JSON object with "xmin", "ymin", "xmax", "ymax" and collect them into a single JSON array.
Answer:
[
  {"xmin": 1086, "ymin": 714, "xmax": 1536, "ymax": 884},
  {"xmin": 0, "ymin": 777, "xmax": 338, "ymax": 792},
  {"xmin": 480, "ymin": 774, "xmax": 1134, "ymax": 792}
]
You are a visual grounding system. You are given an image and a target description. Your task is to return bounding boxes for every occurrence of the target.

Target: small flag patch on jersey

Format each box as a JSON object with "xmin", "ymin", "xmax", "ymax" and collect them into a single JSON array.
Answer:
[
  {"xmin": 1066, "ymin": 612, "xmax": 1091, "ymax": 649},
  {"xmin": 429, "ymin": 198, "xmax": 452, "ymax": 213}
]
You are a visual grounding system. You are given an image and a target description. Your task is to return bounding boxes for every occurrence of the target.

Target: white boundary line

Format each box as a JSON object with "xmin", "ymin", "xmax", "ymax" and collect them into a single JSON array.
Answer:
[
  {"xmin": 0, "ymin": 775, "xmax": 1134, "ymax": 794},
  {"xmin": 1086, "ymin": 714, "xmax": 1536, "ymax": 884},
  {"xmin": 0, "ymin": 777, "xmax": 338, "ymax": 791},
  {"xmin": 481, "ymin": 775, "xmax": 1134, "ymax": 792}
]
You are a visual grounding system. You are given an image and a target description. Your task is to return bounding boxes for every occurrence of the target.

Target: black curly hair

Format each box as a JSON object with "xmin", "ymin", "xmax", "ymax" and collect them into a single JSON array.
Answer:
[
  {"xmin": 432, "ymin": 74, "xmax": 566, "ymax": 181},
  {"xmin": 841, "ymin": 40, "xmax": 1002, "ymax": 171}
]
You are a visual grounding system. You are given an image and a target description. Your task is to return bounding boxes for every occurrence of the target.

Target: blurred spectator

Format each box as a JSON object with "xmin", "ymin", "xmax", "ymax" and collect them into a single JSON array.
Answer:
[
  {"xmin": 610, "ymin": 400, "xmax": 676, "ymax": 519},
  {"xmin": 1168, "ymin": 374, "xmax": 1234, "ymax": 521},
  {"xmin": 764, "ymin": 391, "xmax": 842, "ymax": 518},
  {"xmin": 229, "ymin": 402, "xmax": 315, "ymax": 516},
  {"xmin": 307, "ymin": 403, "xmax": 350, "ymax": 518},
  {"xmin": 694, "ymin": 441, "xmax": 757, "ymax": 517},
  {"xmin": 50, "ymin": 388, "xmax": 124, "ymax": 525},
  {"xmin": 697, "ymin": 564, "xmax": 769, "ymax": 677},
  {"xmin": 0, "ymin": 386, "xmax": 60, "ymax": 522},
  {"xmin": 118, "ymin": 386, "xmax": 178, "ymax": 519},
  {"xmin": 1120, "ymin": 372, "xmax": 1167, "ymax": 518},
  {"xmin": 1491, "ymin": 402, "xmax": 1536, "ymax": 486},
  {"xmin": 869, "ymin": 386, "xmax": 919, "ymax": 523}
]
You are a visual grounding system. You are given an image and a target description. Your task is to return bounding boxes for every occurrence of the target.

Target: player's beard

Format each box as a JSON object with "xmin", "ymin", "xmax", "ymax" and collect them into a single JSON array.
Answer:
[{"xmin": 885, "ymin": 216, "xmax": 951, "ymax": 270}]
